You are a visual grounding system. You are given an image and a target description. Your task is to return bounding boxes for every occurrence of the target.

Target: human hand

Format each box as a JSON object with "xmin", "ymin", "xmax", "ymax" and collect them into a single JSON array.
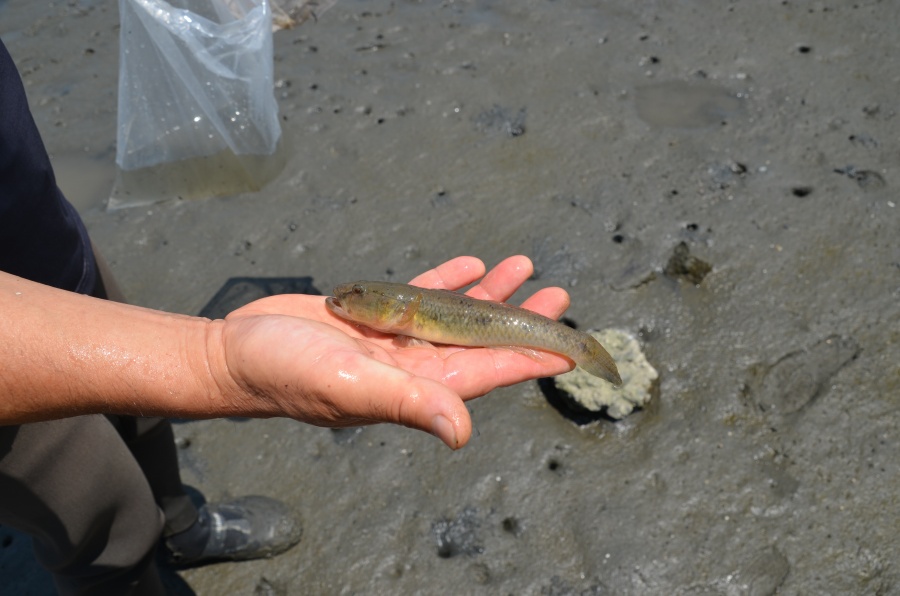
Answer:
[{"xmin": 211, "ymin": 255, "xmax": 573, "ymax": 448}]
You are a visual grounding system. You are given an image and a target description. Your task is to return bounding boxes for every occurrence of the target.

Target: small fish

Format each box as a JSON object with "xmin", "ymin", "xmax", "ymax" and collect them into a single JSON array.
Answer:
[{"xmin": 326, "ymin": 281, "xmax": 621, "ymax": 385}]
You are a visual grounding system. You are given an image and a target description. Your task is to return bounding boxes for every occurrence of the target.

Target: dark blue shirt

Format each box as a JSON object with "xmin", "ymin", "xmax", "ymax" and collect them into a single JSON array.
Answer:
[{"xmin": 0, "ymin": 37, "xmax": 95, "ymax": 294}]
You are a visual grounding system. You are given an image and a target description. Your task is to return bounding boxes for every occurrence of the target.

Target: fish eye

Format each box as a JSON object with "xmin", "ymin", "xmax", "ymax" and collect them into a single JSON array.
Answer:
[{"xmin": 351, "ymin": 284, "xmax": 365, "ymax": 295}]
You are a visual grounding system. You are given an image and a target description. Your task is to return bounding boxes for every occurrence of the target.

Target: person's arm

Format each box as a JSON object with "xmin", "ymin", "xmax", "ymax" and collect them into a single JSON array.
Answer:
[
  {"xmin": 0, "ymin": 270, "xmax": 216, "ymax": 422},
  {"xmin": 0, "ymin": 256, "xmax": 573, "ymax": 448}
]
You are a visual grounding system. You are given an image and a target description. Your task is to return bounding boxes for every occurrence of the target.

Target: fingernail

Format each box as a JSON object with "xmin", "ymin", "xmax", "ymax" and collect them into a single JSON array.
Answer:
[{"xmin": 431, "ymin": 415, "xmax": 458, "ymax": 449}]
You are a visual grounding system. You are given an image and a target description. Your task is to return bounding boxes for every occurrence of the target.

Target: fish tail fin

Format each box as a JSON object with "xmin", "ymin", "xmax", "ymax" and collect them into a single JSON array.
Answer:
[{"xmin": 577, "ymin": 340, "xmax": 623, "ymax": 386}]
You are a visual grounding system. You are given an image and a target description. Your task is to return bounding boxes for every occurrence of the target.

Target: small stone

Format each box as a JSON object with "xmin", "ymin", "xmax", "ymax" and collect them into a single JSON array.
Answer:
[{"xmin": 553, "ymin": 329, "xmax": 658, "ymax": 419}]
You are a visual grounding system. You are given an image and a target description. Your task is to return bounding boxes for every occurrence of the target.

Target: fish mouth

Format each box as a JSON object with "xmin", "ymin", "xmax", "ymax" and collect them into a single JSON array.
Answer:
[{"xmin": 325, "ymin": 296, "xmax": 350, "ymax": 320}]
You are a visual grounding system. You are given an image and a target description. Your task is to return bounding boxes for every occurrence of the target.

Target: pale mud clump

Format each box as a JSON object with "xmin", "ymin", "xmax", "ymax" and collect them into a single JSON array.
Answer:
[
  {"xmin": 270, "ymin": 0, "xmax": 339, "ymax": 29},
  {"xmin": 554, "ymin": 329, "xmax": 657, "ymax": 419}
]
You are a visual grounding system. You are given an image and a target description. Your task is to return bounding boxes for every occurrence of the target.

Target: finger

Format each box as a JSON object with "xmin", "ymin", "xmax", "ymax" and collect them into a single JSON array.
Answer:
[
  {"xmin": 465, "ymin": 255, "xmax": 533, "ymax": 302},
  {"xmin": 439, "ymin": 347, "xmax": 574, "ymax": 400},
  {"xmin": 518, "ymin": 286, "xmax": 570, "ymax": 319},
  {"xmin": 409, "ymin": 256, "xmax": 485, "ymax": 290}
]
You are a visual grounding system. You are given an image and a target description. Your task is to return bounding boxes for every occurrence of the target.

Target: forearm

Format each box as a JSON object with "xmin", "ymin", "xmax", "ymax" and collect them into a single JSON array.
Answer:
[{"xmin": 0, "ymin": 271, "xmax": 234, "ymax": 424}]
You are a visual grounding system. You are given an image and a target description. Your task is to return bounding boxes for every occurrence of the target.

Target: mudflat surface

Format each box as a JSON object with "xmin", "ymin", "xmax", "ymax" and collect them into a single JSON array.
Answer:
[{"xmin": 2, "ymin": 1, "xmax": 899, "ymax": 594}]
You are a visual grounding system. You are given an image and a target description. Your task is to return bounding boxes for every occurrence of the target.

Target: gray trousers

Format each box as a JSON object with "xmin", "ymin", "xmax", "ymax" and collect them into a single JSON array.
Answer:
[{"xmin": 0, "ymin": 253, "xmax": 198, "ymax": 595}]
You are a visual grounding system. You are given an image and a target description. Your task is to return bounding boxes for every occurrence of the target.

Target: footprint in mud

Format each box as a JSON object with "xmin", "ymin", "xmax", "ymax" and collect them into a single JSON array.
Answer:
[
  {"xmin": 751, "ymin": 335, "xmax": 860, "ymax": 416},
  {"xmin": 833, "ymin": 166, "xmax": 887, "ymax": 191}
]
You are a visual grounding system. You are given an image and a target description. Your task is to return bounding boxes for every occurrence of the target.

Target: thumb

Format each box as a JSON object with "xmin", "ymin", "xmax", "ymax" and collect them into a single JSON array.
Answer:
[
  {"xmin": 404, "ymin": 378, "xmax": 473, "ymax": 450},
  {"xmin": 343, "ymin": 361, "xmax": 474, "ymax": 449}
]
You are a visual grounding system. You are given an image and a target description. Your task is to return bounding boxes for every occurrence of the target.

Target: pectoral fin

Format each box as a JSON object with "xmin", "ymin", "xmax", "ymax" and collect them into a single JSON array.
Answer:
[{"xmin": 395, "ymin": 292, "xmax": 423, "ymax": 328}]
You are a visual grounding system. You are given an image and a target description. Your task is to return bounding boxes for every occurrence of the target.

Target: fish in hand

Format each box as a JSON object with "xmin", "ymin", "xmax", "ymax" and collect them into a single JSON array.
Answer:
[{"xmin": 325, "ymin": 281, "xmax": 621, "ymax": 385}]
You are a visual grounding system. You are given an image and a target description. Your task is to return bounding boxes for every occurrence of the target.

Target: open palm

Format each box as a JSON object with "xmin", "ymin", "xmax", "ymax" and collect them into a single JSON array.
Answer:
[{"xmin": 217, "ymin": 256, "xmax": 573, "ymax": 448}]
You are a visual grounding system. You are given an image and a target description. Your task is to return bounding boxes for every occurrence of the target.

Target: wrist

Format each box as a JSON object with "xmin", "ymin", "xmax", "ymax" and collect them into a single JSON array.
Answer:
[
  {"xmin": 199, "ymin": 317, "xmax": 245, "ymax": 417},
  {"xmin": 198, "ymin": 317, "xmax": 276, "ymax": 419}
]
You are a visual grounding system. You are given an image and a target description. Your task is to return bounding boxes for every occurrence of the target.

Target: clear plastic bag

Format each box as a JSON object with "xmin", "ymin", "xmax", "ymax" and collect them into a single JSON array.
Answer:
[{"xmin": 113, "ymin": 0, "xmax": 281, "ymax": 207}]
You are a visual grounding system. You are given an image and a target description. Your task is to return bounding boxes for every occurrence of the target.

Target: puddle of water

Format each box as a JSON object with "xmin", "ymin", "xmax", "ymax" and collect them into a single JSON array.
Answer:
[
  {"xmin": 52, "ymin": 152, "xmax": 117, "ymax": 213},
  {"xmin": 635, "ymin": 80, "xmax": 743, "ymax": 128}
]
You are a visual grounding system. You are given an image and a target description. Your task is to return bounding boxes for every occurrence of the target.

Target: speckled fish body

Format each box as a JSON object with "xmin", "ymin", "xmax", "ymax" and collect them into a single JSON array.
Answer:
[{"xmin": 325, "ymin": 281, "xmax": 621, "ymax": 385}]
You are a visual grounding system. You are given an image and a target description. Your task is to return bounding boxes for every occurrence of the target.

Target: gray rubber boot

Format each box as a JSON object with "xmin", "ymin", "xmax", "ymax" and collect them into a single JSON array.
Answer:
[{"xmin": 165, "ymin": 496, "xmax": 302, "ymax": 567}]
